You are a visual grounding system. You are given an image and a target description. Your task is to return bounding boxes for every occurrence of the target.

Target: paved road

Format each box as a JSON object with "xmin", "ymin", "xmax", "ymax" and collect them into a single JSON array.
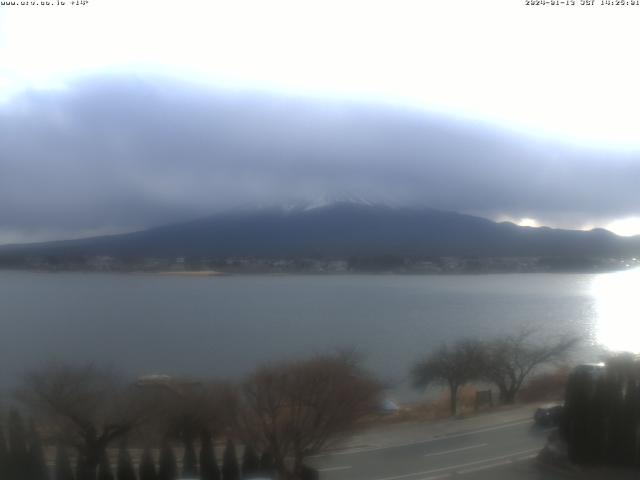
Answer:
[{"xmin": 310, "ymin": 407, "xmax": 562, "ymax": 480}]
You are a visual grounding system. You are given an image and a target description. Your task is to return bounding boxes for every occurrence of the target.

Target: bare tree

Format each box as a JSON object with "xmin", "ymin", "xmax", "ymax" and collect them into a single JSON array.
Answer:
[
  {"xmin": 235, "ymin": 353, "xmax": 381, "ymax": 480},
  {"xmin": 480, "ymin": 330, "xmax": 578, "ymax": 404},
  {"xmin": 19, "ymin": 363, "xmax": 155, "ymax": 480},
  {"xmin": 135, "ymin": 375, "xmax": 233, "ymax": 468},
  {"xmin": 412, "ymin": 340, "xmax": 484, "ymax": 415}
]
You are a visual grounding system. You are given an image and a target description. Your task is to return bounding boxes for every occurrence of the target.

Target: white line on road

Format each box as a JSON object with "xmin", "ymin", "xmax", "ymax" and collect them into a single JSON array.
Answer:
[
  {"xmin": 424, "ymin": 443, "xmax": 488, "ymax": 457},
  {"xmin": 416, "ymin": 474, "xmax": 452, "ymax": 480},
  {"xmin": 516, "ymin": 453, "xmax": 538, "ymax": 461},
  {"xmin": 318, "ymin": 465, "xmax": 352, "ymax": 472},
  {"xmin": 437, "ymin": 419, "xmax": 533, "ymax": 441},
  {"xmin": 445, "ymin": 447, "xmax": 539, "ymax": 473},
  {"xmin": 371, "ymin": 447, "xmax": 540, "ymax": 480},
  {"xmin": 455, "ymin": 450, "xmax": 539, "ymax": 475},
  {"xmin": 456, "ymin": 459, "xmax": 512, "ymax": 474},
  {"xmin": 312, "ymin": 418, "xmax": 532, "ymax": 458}
]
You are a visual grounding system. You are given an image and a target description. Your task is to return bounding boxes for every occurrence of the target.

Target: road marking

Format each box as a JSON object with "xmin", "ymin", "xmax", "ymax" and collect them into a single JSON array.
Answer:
[
  {"xmin": 457, "ymin": 459, "xmax": 512, "ymax": 474},
  {"xmin": 416, "ymin": 474, "xmax": 452, "ymax": 480},
  {"xmin": 375, "ymin": 470, "xmax": 453, "ymax": 480},
  {"xmin": 437, "ymin": 419, "xmax": 533, "ymax": 440},
  {"xmin": 516, "ymin": 453, "xmax": 537, "ymax": 461},
  {"xmin": 456, "ymin": 450, "xmax": 539, "ymax": 475},
  {"xmin": 424, "ymin": 443, "xmax": 488, "ymax": 457},
  {"xmin": 312, "ymin": 418, "xmax": 532, "ymax": 458},
  {"xmin": 446, "ymin": 447, "xmax": 539, "ymax": 472},
  {"xmin": 318, "ymin": 465, "xmax": 352, "ymax": 472},
  {"xmin": 371, "ymin": 447, "xmax": 540, "ymax": 480}
]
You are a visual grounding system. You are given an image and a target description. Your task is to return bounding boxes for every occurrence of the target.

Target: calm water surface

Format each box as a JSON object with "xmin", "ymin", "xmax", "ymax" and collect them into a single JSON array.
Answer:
[{"xmin": 2, "ymin": 270, "xmax": 638, "ymax": 400}]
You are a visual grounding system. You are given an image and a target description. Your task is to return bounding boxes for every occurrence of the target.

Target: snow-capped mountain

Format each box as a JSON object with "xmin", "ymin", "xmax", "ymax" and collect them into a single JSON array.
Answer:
[{"xmin": 1, "ymin": 201, "xmax": 639, "ymax": 261}]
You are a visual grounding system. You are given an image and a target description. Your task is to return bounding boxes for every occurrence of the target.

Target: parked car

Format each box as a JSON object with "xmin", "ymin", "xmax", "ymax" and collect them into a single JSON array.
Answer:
[{"xmin": 534, "ymin": 403, "xmax": 564, "ymax": 427}]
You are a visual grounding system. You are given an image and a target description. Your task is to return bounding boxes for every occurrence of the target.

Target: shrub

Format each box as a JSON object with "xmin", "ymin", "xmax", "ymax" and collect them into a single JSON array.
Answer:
[
  {"xmin": 198, "ymin": 430, "xmax": 220, "ymax": 480},
  {"xmin": 27, "ymin": 422, "xmax": 49, "ymax": 480},
  {"xmin": 241, "ymin": 445, "xmax": 260, "ymax": 478},
  {"xmin": 116, "ymin": 442, "xmax": 136, "ymax": 480},
  {"xmin": 55, "ymin": 444, "xmax": 74, "ymax": 480},
  {"xmin": 139, "ymin": 447, "xmax": 157, "ymax": 480},
  {"xmin": 182, "ymin": 437, "xmax": 197, "ymax": 478},
  {"xmin": 98, "ymin": 451, "xmax": 115, "ymax": 480},
  {"xmin": 158, "ymin": 440, "xmax": 177, "ymax": 480},
  {"xmin": 221, "ymin": 439, "xmax": 239, "ymax": 480}
]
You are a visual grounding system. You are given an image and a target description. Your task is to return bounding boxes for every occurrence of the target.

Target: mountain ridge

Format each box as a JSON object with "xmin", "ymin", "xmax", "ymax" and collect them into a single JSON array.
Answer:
[{"xmin": 1, "ymin": 202, "xmax": 638, "ymax": 265}]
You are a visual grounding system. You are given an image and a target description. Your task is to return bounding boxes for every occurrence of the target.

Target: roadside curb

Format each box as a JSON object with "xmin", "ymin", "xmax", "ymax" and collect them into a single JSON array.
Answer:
[{"xmin": 536, "ymin": 447, "xmax": 581, "ymax": 477}]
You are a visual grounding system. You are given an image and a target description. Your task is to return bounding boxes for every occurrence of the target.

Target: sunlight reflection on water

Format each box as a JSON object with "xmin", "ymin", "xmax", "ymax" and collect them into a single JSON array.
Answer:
[{"xmin": 592, "ymin": 267, "xmax": 640, "ymax": 353}]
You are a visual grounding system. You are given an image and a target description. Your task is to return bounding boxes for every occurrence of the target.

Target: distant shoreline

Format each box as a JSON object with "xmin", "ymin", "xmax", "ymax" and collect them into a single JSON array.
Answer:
[
  {"xmin": 150, "ymin": 270, "xmax": 229, "ymax": 277},
  {"xmin": 3, "ymin": 253, "xmax": 638, "ymax": 276},
  {"xmin": 1, "ymin": 266, "xmax": 638, "ymax": 276}
]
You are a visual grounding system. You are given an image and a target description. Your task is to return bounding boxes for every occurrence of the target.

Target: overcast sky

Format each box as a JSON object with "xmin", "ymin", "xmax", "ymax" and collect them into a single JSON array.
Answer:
[{"xmin": 1, "ymin": 0, "xmax": 640, "ymax": 244}]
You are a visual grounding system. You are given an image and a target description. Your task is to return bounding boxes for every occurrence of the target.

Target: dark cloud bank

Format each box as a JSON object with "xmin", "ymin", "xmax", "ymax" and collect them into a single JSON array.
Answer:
[{"xmin": 1, "ymin": 75, "xmax": 639, "ymax": 244}]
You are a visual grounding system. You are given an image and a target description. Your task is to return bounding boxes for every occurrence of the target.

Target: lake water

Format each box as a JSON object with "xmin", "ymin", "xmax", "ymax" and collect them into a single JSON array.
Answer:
[{"xmin": 2, "ymin": 269, "xmax": 638, "ymax": 401}]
